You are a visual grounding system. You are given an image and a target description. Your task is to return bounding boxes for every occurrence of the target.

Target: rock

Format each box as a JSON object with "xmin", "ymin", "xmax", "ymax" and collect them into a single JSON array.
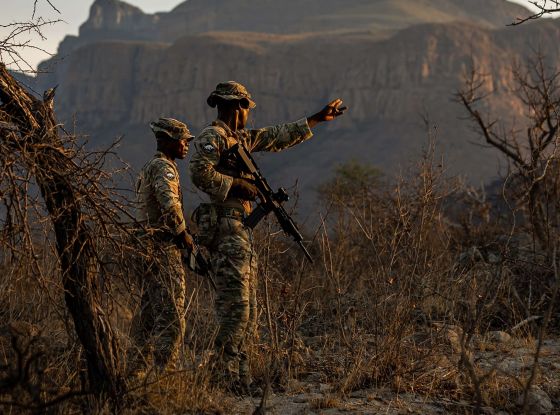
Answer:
[
  {"xmin": 293, "ymin": 393, "xmax": 322, "ymax": 404},
  {"xmin": 517, "ymin": 387, "xmax": 553, "ymax": 414},
  {"xmin": 497, "ymin": 358, "xmax": 528, "ymax": 375},
  {"xmin": 446, "ymin": 328, "xmax": 462, "ymax": 353},
  {"xmin": 486, "ymin": 331, "xmax": 512, "ymax": 343},
  {"xmin": 319, "ymin": 383, "xmax": 331, "ymax": 393},
  {"xmin": 349, "ymin": 390, "xmax": 368, "ymax": 399},
  {"xmin": 71, "ymin": 0, "xmax": 532, "ymax": 44},
  {"xmin": 292, "ymin": 395, "xmax": 307, "ymax": 404},
  {"xmin": 286, "ymin": 378, "xmax": 307, "ymax": 393},
  {"xmin": 79, "ymin": 0, "xmax": 158, "ymax": 41},
  {"xmin": 303, "ymin": 372, "xmax": 322, "ymax": 383},
  {"xmin": 433, "ymin": 323, "xmax": 463, "ymax": 353}
]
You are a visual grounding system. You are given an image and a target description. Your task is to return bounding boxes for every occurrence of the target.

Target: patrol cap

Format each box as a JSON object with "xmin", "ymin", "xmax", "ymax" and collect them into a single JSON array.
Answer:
[
  {"xmin": 207, "ymin": 81, "xmax": 256, "ymax": 109},
  {"xmin": 149, "ymin": 117, "xmax": 194, "ymax": 141}
]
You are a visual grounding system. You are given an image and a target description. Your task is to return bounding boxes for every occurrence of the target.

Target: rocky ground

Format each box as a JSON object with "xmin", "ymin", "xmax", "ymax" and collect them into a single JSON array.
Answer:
[{"xmin": 231, "ymin": 332, "xmax": 560, "ymax": 415}]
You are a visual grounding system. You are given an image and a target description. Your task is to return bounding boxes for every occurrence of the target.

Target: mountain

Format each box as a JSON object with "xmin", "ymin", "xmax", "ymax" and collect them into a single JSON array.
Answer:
[
  {"xmin": 31, "ymin": 0, "xmax": 553, "ymax": 215},
  {"xmin": 46, "ymin": 0, "xmax": 531, "ymax": 59}
]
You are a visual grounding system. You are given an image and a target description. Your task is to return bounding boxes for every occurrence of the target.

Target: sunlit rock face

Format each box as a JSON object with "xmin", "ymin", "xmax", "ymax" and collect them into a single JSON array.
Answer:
[
  {"xmin": 81, "ymin": 0, "xmax": 147, "ymax": 32},
  {"xmin": 34, "ymin": 0, "xmax": 560, "ymax": 211}
]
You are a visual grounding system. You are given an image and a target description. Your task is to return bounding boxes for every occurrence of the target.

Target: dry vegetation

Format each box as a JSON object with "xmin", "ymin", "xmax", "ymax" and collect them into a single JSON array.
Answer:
[
  {"xmin": 1, "ymin": 5, "xmax": 560, "ymax": 414},
  {"xmin": 0, "ymin": 87, "xmax": 559, "ymax": 413}
]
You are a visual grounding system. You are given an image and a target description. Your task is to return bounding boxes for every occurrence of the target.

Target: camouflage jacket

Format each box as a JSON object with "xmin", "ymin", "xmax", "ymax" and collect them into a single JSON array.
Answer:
[
  {"xmin": 189, "ymin": 118, "xmax": 312, "ymax": 209},
  {"xmin": 136, "ymin": 152, "xmax": 186, "ymax": 236}
]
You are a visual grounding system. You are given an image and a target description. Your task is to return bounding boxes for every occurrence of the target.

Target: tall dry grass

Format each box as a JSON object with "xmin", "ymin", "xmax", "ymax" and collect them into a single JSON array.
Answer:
[
  {"xmin": 1, "ymin": 139, "xmax": 558, "ymax": 414},
  {"xmin": 0, "ymin": 135, "xmax": 558, "ymax": 413}
]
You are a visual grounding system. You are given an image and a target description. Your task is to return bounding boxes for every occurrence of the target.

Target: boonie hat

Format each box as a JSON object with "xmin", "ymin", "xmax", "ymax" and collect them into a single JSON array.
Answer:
[
  {"xmin": 207, "ymin": 81, "xmax": 256, "ymax": 109},
  {"xmin": 150, "ymin": 117, "xmax": 194, "ymax": 141}
]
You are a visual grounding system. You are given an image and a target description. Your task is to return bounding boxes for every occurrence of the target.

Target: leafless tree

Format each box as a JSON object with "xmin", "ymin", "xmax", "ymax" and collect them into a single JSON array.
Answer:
[
  {"xmin": 0, "ymin": 63, "xmax": 131, "ymax": 407},
  {"xmin": 458, "ymin": 53, "xmax": 560, "ymax": 253},
  {"xmin": 0, "ymin": 2, "xmax": 139, "ymax": 408},
  {"xmin": 511, "ymin": 0, "xmax": 560, "ymax": 25},
  {"xmin": 458, "ymin": 54, "xmax": 560, "ymax": 413},
  {"xmin": 0, "ymin": 1, "xmax": 60, "ymax": 73}
]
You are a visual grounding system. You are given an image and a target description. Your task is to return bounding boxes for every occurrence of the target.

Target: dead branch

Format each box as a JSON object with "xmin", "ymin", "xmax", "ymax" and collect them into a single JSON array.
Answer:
[
  {"xmin": 457, "ymin": 53, "xmax": 560, "ymax": 251},
  {"xmin": 0, "ymin": 63, "xmax": 126, "ymax": 405},
  {"xmin": 510, "ymin": 0, "xmax": 560, "ymax": 25}
]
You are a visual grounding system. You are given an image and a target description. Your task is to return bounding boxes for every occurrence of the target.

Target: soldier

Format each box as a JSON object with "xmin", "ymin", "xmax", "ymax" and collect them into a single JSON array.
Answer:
[
  {"xmin": 130, "ymin": 117, "xmax": 195, "ymax": 376},
  {"xmin": 189, "ymin": 81, "xmax": 345, "ymax": 393}
]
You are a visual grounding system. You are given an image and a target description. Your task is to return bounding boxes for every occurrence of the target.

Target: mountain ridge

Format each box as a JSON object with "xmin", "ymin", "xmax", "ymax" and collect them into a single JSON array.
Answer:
[
  {"xmin": 46, "ymin": 0, "xmax": 532, "ymax": 61},
  {"xmin": 30, "ymin": 0, "xmax": 558, "ymax": 213}
]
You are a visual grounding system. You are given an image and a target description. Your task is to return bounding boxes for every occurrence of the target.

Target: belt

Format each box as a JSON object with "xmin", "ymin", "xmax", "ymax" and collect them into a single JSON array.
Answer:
[{"xmin": 215, "ymin": 206, "xmax": 245, "ymax": 221}]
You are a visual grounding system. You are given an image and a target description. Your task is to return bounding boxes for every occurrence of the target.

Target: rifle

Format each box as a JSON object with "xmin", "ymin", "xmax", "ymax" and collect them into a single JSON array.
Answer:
[
  {"xmin": 230, "ymin": 142, "xmax": 313, "ymax": 263},
  {"xmin": 183, "ymin": 244, "xmax": 216, "ymax": 290}
]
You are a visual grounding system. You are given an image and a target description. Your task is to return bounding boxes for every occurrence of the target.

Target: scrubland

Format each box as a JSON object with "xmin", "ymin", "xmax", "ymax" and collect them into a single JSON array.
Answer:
[
  {"xmin": 2, "ymin": 52, "xmax": 560, "ymax": 414},
  {"xmin": 1, "ymin": 141, "xmax": 558, "ymax": 414}
]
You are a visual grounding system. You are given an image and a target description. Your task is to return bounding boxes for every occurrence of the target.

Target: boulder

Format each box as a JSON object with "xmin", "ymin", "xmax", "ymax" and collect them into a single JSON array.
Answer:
[{"xmin": 517, "ymin": 387, "xmax": 554, "ymax": 415}]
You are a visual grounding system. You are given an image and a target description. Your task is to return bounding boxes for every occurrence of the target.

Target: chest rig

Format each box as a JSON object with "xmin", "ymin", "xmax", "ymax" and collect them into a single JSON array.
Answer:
[{"xmin": 212, "ymin": 122, "xmax": 252, "ymax": 181}]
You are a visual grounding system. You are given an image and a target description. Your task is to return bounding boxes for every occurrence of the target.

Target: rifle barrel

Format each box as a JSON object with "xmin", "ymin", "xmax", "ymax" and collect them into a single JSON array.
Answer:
[{"xmin": 298, "ymin": 240, "xmax": 313, "ymax": 263}]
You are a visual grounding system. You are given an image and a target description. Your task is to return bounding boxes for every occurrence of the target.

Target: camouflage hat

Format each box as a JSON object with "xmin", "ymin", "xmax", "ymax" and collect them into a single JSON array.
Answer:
[
  {"xmin": 149, "ymin": 117, "xmax": 194, "ymax": 141},
  {"xmin": 207, "ymin": 81, "xmax": 256, "ymax": 109}
]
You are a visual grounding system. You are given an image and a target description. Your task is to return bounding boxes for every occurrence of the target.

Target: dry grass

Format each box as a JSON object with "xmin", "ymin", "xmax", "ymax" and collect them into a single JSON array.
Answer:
[
  {"xmin": 1, "ymin": 60, "xmax": 559, "ymax": 413},
  {"xmin": 1, "ymin": 137, "xmax": 559, "ymax": 413}
]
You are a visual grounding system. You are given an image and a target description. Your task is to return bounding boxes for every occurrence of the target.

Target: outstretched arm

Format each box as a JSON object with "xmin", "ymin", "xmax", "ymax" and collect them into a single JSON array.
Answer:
[{"xmin": 247, "ymin": 98, "xmax": 347, "ymax": 152}]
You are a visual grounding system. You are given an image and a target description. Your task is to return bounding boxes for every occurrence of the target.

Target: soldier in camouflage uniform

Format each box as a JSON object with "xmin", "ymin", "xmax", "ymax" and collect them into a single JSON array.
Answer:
[
  {"xmin": 189, "ymin": 81, "xmax": 345, "ymax": 392},
  {"xmin": 130, "ymin": 117, "xmax": 195, "ymax": 375}
]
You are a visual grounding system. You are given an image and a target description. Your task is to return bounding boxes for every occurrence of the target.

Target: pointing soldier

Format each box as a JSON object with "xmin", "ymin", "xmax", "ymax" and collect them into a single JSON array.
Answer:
[
  {"xmin": 130, "ymin": 117, "xmax": 195, "ymax": 375},
  {"xmin": 189, "ymin": 81, "xmax": 345, "ymax": 392}
]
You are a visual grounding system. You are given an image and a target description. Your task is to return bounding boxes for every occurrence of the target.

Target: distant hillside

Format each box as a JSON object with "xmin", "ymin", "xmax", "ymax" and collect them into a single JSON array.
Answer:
[
  {"xmin": 46, "ymin": 0, "xmax": 531, "ymax": 59},
  {"xmin": 31, "ymin": 0, "xmax": 557, "ymax": 215}
]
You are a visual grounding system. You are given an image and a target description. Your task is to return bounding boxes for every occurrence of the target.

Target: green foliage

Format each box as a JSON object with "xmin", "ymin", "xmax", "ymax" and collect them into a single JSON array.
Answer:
[{"xmin": 318, "ymin": 159, "xmax": 383, "ymax": 204}]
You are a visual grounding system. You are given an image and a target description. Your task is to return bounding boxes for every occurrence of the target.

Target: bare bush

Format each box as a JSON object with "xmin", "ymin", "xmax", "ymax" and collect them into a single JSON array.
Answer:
[
  {"xmin": 458, "ymin": 52, "xmax": 560, "ymax": 413},
  {"xmin": 511, "ymin": 0, "xmax": 560, "ymax": 25}
]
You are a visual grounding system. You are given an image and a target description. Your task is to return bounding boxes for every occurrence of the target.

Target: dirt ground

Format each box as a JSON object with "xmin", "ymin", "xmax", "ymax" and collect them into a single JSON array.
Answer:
[{"xmin": 232, "ymin": 335, "xmax": 560, "ymax": 415}]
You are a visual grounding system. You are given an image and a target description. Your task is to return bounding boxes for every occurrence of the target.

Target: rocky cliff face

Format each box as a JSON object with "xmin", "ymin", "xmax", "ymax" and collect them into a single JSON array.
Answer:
[
  {"xmin": 47, "ymin": 0, "xmax": 531, "ymax": 58},
  {"xmin": 33, "ymin": 0, "xmax": 557, "ymax": 213}
]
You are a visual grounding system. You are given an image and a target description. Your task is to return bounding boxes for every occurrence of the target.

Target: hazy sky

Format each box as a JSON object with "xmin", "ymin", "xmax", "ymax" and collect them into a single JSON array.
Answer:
[
  {"xmin": 0, "ymin": 0, "xmax": 183, "ymax": 70},
  {"xmin": 0, "ymin": 0, "xmax": 545, "ymax": 71}
]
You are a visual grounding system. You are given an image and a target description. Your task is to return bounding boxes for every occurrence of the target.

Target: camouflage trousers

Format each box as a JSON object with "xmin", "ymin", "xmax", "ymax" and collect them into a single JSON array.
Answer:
[
  {"xmin": 130, "ymin": 245, "xmax": 186, "ymax": 373},
  {"xmin": 208, "ymin": 217, "xmax": 258, "ymax": 382}
]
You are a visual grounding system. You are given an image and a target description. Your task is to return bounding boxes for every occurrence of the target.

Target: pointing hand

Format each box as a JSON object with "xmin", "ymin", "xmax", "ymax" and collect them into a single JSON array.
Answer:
[{"xmin": 307, "ymin": 98, "xmax": 347, "ymax": 127}]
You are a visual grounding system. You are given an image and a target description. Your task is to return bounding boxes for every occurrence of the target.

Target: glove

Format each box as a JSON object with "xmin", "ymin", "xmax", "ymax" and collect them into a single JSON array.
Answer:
[
  {"xmin": 228, "ymin": 178, "xmax": 258, "ymax": 201},
  {"xmin": 173, "ymin": 229, "xmax": 194, "ymax": 251}
]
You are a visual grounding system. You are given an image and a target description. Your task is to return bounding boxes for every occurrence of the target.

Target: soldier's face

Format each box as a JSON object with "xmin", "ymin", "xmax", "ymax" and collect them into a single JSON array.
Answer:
[
  {"xmin": 237, "ymin": 107, "xmax": 250, "ymax": 129},
  {"xmin": 173, "ymin": 138, "xmax": 189, "ymax": 160}
]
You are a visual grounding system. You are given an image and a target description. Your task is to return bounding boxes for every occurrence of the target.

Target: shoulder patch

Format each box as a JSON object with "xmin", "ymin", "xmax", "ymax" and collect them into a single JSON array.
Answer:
[{"xmin": 203, "ymin": 144, "xmax": 217, "ymax": 153}]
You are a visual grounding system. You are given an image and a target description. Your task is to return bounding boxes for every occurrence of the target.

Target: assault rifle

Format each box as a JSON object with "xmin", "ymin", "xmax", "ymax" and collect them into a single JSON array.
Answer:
[{"xmin": 230, "ymin": 142, "xmax": 313, "ymax": 263}]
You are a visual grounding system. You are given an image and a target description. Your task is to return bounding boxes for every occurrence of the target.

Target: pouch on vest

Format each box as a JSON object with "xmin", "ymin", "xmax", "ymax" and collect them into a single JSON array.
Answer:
[{"xmin": 191, "ymin": 203, "xmax": 218, "ymax": 247}]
